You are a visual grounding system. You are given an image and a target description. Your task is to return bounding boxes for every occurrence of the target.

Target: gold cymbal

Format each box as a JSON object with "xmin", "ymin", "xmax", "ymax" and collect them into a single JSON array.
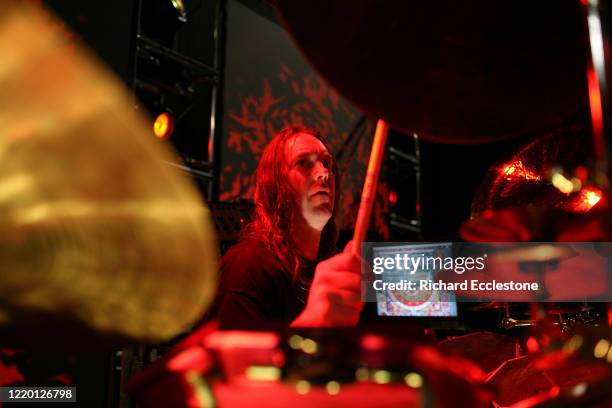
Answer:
[{"xmin": 0, "ymin": 1, "xmax": 218, "ymax": 347}]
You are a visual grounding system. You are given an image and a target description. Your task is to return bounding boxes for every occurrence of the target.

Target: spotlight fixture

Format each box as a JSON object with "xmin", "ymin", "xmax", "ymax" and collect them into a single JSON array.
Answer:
[
  {"xmin": 170, "ymin": 0, "xmax": 187, "ymax": 23},
  {"xmin": 153, "ymin": 111, "xmax": 175, "ymax": 140},
  {"xmin": 140, "ymin": 0, "xmax": 188, "ymax": 44}
]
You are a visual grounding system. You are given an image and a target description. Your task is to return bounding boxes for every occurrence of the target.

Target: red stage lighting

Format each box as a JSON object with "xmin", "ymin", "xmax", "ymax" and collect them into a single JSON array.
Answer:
[
  {"xmin": 389, "ymin": 190, "xmax": 398, "ymax": 207},
  {"xmin": 153, "ymin": 112, "xmax": 174, "ymax": 140},
  {"xmin": 526, "ymin": 337, "xmax": 539, "ymax": 353}
]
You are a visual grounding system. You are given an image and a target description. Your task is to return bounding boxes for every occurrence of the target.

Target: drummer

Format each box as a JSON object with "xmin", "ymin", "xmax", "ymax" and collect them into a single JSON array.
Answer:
[{"xmin": 204, "ymin": 126, "xmax": 363, "ymax": 328}]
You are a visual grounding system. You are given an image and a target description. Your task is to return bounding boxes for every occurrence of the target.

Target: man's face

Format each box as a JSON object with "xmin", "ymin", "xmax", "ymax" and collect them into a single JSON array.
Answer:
[{"xmin": 285, "ymin": 133, "xmax": 335, "ymax": 231}]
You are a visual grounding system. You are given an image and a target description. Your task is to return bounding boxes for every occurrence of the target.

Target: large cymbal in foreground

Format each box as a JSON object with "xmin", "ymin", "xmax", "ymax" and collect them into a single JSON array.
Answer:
[
  {"xmin": 275, "ymin": 1, "xmax": 588, "ymax": 143},
  {"xmin": 0, "ymin": 2, "xmax": 218, "ymax": 347}
]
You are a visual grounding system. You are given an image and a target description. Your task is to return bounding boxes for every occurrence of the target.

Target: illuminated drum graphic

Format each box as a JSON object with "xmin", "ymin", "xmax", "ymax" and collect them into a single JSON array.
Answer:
[{"xmin": 373, "ymin": 243, "xmax": 458, "ymax": 317}]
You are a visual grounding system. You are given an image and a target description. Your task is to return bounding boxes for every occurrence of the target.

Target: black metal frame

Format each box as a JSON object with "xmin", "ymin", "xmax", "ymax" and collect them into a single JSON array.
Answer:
[{"xmin": 130, "ymin": 0, "xmax": 227, "ymax": 202}]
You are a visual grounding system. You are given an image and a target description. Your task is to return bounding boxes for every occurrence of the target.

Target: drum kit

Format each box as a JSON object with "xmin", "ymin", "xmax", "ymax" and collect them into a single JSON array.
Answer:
[{"xmin": 1, "ymin": 0, "xmax": 611, "ymax": 407}]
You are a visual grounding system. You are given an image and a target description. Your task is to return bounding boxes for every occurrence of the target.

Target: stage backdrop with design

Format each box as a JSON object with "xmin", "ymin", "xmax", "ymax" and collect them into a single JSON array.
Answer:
[{"xmin": 220, "ymin": 0, "xmax": 389, "ymax": 237}]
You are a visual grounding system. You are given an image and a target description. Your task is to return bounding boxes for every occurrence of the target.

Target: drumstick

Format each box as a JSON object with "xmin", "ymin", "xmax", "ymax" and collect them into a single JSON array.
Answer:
[{"xmin": 352, "ymin": 119, "xmax": 389, "ymax": 257}]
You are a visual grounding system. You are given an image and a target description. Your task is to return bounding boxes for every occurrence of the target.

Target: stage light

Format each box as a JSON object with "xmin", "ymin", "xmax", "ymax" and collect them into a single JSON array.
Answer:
[
  {"xmin": 355, "ymin": 367, "xmax": 369, "ymax": 382},
  {"xmin": 288, "ymin": 334, "xmax": 304, "ymax": 349},
  {"xmin": 170, "ymin": 0, "xmax": 187, "ymax": 22},
  {"xmin": 570, "ymin": 382, "xmax": 587, "ymax": 398},
  {"xmin": 153, "ymin": 112, "xmax": 174, "ymax": 140},
  {"xmin": 389, "ymin": 190, "xmax": 398, "ymax": 206},
  {"xmin": 526, "ymin": 336, "xmax": 539, "ymax": 353},
  {"xmin": 139, "ymin": 0, "xmax": 189, "ymax": 49},
  {"xmin": 593, "ymin": 338, "xmax": 610, "ymax": 358},
  {"xmin": 361, "ymin": 334, "xmax": 386, "ymax": 349},
  {"xmin": 373, "ymin": 370, "xmax": 391, "ymax": 384},
  {"xmin": 296, "ymin": 380, "xmax": 311, "ymax": 395},
  {"xmin": 404, "ymin": 372, "xmax": 423, "ymax": 388},
  {"xmin": 563, "ymin": 335, "xmax": 583, "ymax": 352},
  {"xmin": 245, "ymin": 366, "xmax": 281, "ymax": 381},
  {"xmin": 325, "ymin": 381, "xmax": 340, "ymax": 395},
  {"xmin": 301, "ymin": 338, "xmax": 318, "ymax": 354}
]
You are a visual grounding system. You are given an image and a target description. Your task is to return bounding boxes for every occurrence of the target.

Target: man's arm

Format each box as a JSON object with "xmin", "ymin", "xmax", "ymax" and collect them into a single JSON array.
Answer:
[{"xmin": 291, "ymin": 243, "xmax": 363, "ymax": 327}]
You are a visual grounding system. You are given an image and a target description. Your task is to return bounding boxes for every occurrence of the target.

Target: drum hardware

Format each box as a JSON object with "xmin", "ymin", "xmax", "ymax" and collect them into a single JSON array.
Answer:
[
  {"xmin": 129, "ymin": 327, "xmax": 493, "ymax": 408},
  {"xmin": 500, "ymin": 303, "xmax": 601, "ymax": 334},
  {"xmin": 501, "ymin": 315, "xmax": 537, "ymax": 331},
  {"xmin": 495, "ymin": 327, "xmax": 612, "ymax": 407}
]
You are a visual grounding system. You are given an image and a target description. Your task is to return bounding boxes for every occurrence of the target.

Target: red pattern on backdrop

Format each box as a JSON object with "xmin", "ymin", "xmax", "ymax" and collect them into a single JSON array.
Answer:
[{"xmin": 221, "ymin": 64, "xmax": 389, "ymax": 236}]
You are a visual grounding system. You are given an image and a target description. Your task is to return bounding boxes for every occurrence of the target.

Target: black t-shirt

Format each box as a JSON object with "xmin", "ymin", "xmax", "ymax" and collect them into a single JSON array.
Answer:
[{"xmin": 203, "ymin": 238, "xmax": 316, "ymax": 329}]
